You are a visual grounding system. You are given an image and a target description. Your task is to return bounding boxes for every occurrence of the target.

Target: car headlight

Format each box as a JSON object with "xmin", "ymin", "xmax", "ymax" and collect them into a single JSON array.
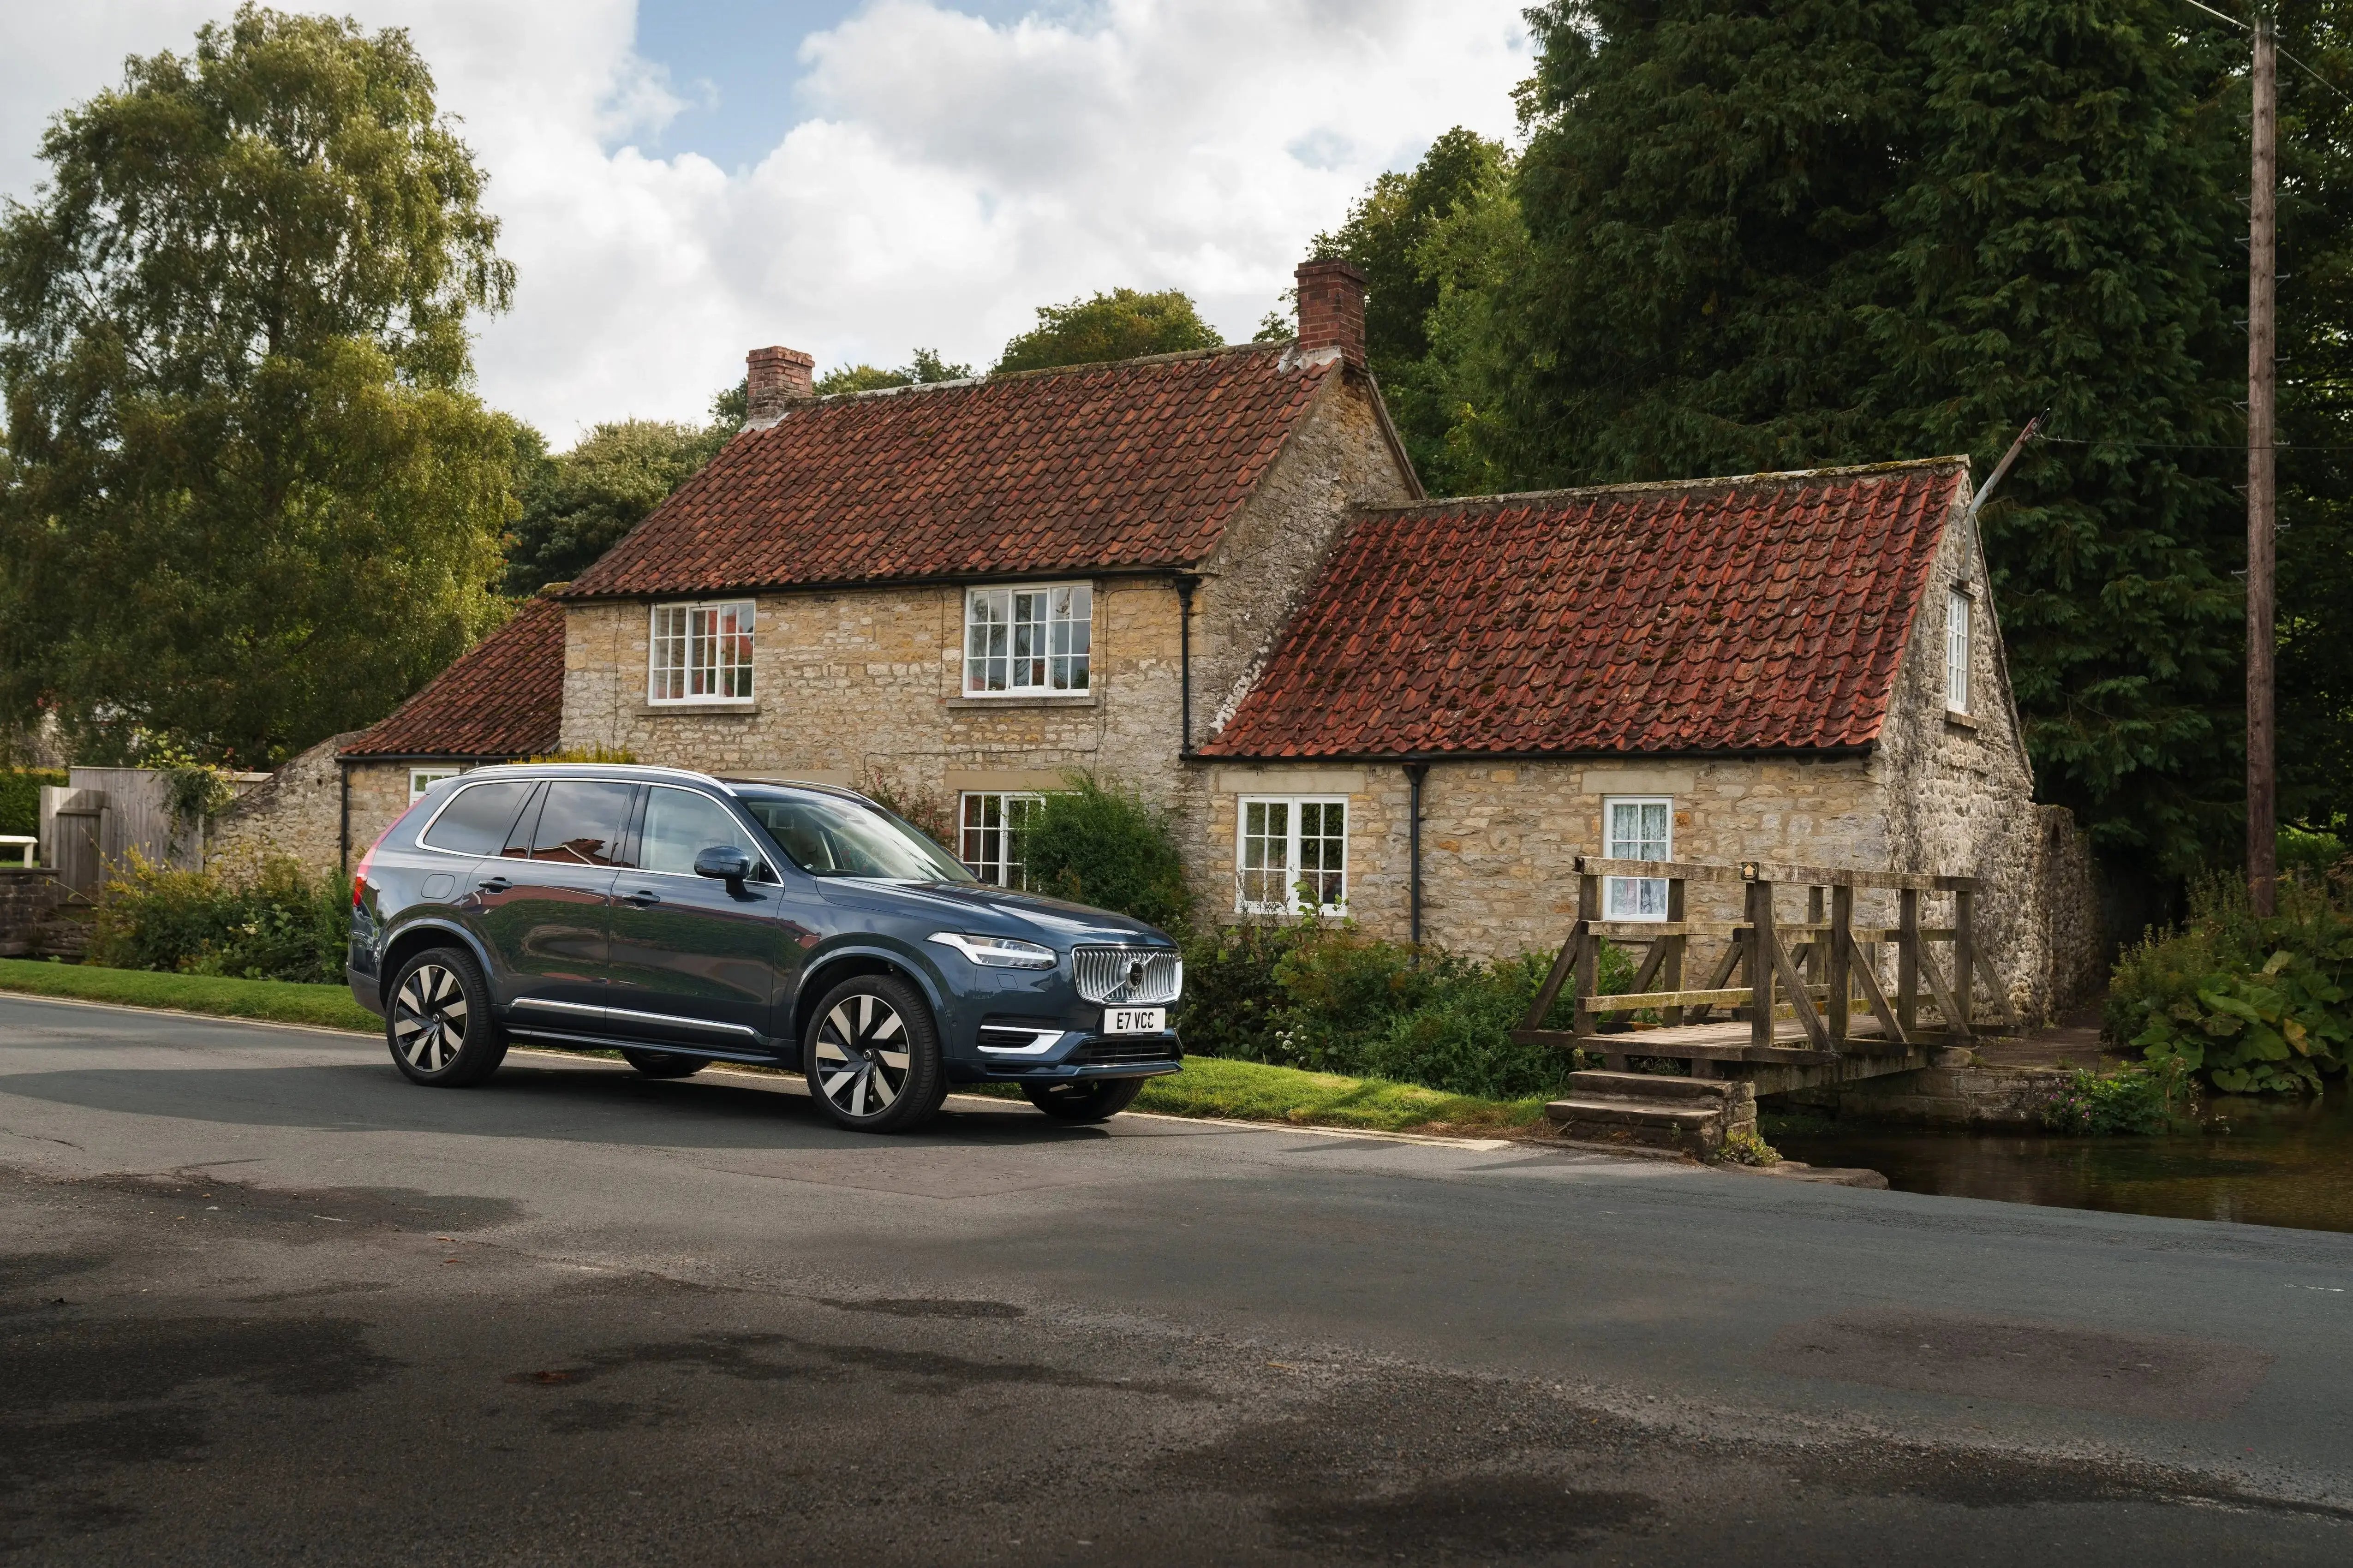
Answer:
[{"xmin": 927, "ymin": 932, "xmax": 1058, "ymax": 970}]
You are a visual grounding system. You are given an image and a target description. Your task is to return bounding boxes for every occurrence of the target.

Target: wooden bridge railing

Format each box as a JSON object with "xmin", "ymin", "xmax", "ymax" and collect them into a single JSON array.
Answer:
[{"xmin": 1512, "ymin": 856, "xmax": 2016, "ymax": 1065}]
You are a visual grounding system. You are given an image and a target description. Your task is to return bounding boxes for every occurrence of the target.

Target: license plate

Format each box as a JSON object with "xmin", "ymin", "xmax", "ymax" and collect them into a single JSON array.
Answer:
[{"xmin": 1104, "ymin": 1007, "xmax": 1166, "ymax": 1036}]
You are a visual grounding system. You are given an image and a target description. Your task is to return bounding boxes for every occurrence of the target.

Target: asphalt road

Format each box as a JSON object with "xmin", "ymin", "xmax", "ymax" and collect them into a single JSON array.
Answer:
[{"xmin": 3, "ymin": 991, "xmax": 2351, "ymax": 1566}]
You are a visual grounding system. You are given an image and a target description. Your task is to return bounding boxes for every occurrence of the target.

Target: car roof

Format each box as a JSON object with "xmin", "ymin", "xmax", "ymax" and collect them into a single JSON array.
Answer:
[{"xmin": 448, "ymin": 763, "xmax": 876, "ymax": 805}]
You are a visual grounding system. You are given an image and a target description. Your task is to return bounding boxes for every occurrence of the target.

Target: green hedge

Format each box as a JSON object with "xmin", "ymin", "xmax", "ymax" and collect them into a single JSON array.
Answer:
[
  {"xmin": 2108, "ymin": 871, "xmax": 2353, "ymax": 1094},
  {"xmin": 88, "ymin": 853, "xmax": 351, "ymax": 984},
  {"xmin": 0, "ymin": 767, "xmax": 66, "ymax": 838}
]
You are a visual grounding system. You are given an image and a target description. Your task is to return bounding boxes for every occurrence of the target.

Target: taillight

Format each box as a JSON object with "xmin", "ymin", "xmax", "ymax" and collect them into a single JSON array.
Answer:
[{"xmin": 353, "ymin": 819, "xmax": 399, "ymax": 909}]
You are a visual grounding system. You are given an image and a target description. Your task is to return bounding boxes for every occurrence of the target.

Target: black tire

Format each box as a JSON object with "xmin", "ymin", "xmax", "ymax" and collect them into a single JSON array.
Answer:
[
  {"xmin": 1022, "ymin": 1077, "xmax": 1146, "ymax": 1123},
  {"xmin": 620, "ymin": 1049, "xmax": 707, "ymax": 1079},
  {"xmin": 802, "ymin": 973, "xmax": 946, "ymax": 1133},
  {"xmin": 385, "ymin": 947, "xmax": 507, "ymax": 1088}
]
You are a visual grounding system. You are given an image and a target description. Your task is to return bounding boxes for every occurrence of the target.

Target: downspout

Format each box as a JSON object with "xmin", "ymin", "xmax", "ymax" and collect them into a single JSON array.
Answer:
[
  {"xmin": 1175, "ymin": 574, "xmax": 1199, "ymax": 755},
  {"xmin": 1404, "ymin": 760, "xmax": 1429, "ymax": 954},
  {"xmin": 337, "ymin": 760, "xmax": 351, "ymax": 880}
]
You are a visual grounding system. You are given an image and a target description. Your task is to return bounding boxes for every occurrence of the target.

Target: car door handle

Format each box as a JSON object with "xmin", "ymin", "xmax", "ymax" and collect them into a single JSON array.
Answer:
[
  {"xmin": 478, "ymin": 876, "xmax": 512, "ymax": 894},
  {"xmin": 622, "ymin": 889, "xmax": 661, "ymax": 907}
]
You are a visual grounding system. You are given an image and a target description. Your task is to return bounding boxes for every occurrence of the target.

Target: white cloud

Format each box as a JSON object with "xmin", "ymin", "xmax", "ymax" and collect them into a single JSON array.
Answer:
[{"xmin": 1, "ymin": 1, "xmax": 1529, "ymax": 440}]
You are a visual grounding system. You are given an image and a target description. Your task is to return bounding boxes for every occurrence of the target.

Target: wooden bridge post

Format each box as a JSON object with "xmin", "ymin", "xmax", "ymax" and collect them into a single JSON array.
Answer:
[
  {"xmin": 1573, "ymin": 870, "xmax": 1600, "ymax": 1047},
  {"xmin": 1746, "ymin": 872, "xmax": 1776, "ymax": 1053},
  {"xmin": 1953, "ymin": 888, "xmax": 1976, "ymax": 1041},
  {"xmin": 1896, "ymin": 888, "xmax": 1920, "ymax": 1038},
  {"xmin": 1827, "ymin": 882, "xmax": 1853, "ymax": 1045},
  {"xmin": 1661, "ymin": 876, "xmax": 1686, "ymax": 1028},
  {"xmin": 1804, "ymin": 886, "xmax": 1824, "ymax": 990}
]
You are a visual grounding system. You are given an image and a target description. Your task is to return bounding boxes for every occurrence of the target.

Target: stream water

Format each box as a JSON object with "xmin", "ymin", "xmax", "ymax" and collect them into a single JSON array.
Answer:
[{"xmin": 1770, "ymin": 1085, "xmax": 2353, "ymax": 1234}]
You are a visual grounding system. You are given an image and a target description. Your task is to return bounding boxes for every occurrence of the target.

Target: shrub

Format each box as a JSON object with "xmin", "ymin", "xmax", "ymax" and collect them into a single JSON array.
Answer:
[
  {"xmin": 1175, "ymin": 923, "xmax": 1637, "ymax": 1101},
  {"xmin": 1016, "ymin": 774, "xmax": 1190, "ymax": 930},
  {"xmin": 88, "ymin": 852, "xmax": 350, "ymax": 984},
  {"xmin": 2108, "ymin": 871, "xmax": 2353, "ymax": 1094},
  {"xmin": 856, "ymin": 764, "xmax": 957, "ymax": 851},
  {"xmin": 0, "ymin": 767, "xmax": 67, "ymax": 837},
  {"xmin": 2040, "ymin": 1061, "xmax": 2192, "ymax": 1135},
  {"xmin": 1714, "ymin": 1128, "xmax": 1781, "ymax": 1166}
]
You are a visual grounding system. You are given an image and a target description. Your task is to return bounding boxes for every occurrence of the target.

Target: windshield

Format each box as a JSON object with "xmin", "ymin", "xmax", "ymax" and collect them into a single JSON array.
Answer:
[{"xmin": 737, "ymin": 791, "xmax": 975, "ymax": 882}]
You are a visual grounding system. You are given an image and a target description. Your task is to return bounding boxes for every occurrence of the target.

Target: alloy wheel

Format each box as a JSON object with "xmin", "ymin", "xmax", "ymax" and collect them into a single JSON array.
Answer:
[
  {"xmin": 393, "ymin": 962, "xmax": 469, "ymax": 1073},
  {"xmin": 812, "ymin": 994, "xmax": 911, "ymax": 1118}
]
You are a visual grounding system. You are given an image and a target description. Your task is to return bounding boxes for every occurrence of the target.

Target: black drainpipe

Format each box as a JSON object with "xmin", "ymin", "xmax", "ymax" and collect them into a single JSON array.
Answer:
[
  {"xmin": 338, "ymin": 761, "xmax": 351, "ymax": 880},
  {"xmin": 1404, "ymin": 760, "xmax": 1429, "ymax": 953},
  {"xmin": 1175, "ymin": 574, "xmax": 1199, "ymax": 754}
]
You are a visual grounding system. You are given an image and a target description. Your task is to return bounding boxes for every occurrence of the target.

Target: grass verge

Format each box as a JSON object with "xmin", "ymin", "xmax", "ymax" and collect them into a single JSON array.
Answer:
[
  {"xmin": 0, "ymin": 960, "xmax": 1550, "ymax": 1137},
  {"xmin": 0, "ymin": 958, "xmax": 380, "ymax": 1034}
]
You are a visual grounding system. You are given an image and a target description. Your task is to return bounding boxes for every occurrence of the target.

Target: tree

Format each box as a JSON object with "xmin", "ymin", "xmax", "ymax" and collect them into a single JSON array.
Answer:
[
  {"xmin": 0, "ymin": 6, "xmax": 516, "ymax": 765},
  {"xmin": 993, "ymin": 288, "xmax": 1223, "ymax": 373},
  {"xmin": 1457, "ymin": 0, "xmax": 2251, "ymax": 879},
  {"xmin": 503, "ymin": 418, "xmax": 729, "ymax": 595},
  {"xmin": 814, "ymin": 347, "xmax": 972, "ymax": 396}
]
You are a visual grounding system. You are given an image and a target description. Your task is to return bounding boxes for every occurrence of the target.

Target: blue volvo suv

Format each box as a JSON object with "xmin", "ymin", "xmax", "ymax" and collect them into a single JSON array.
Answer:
[{"xmin": 346, "ymin": 764, "xmax": 1183, "ymax": 1132}]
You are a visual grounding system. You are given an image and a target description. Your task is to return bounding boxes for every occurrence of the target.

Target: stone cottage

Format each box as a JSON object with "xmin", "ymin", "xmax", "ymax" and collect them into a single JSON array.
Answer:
[{"xmin": 216, "ymin": 256, "xmax": 2098, "ymax": 1018}]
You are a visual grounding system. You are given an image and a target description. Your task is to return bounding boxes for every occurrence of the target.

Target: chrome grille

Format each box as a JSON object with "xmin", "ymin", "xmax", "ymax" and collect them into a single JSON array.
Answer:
[{"xmin": 1073, "ymin": 946, "xmax": 1182, "ymax": 1006}]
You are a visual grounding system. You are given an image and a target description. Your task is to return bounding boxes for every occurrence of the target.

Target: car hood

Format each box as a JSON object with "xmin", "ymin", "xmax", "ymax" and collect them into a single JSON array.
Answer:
[{"xmin": 817, "ymin": 879, "xmax": 1173, "ymax": 948}]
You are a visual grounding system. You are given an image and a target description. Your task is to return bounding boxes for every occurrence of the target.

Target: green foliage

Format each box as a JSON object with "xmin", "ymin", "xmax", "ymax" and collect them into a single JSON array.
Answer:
[
  {"xmin": 855, "ymin": 764, "xmax": 956, "ymax": 852},
  {"xmin": 503, "ymin": 418, "xmax": 731, "ymax": 594},
  {"xmin": 1714, "ymin": 1127, "xmax": 1782, "ymax": 1166},
  {"xmin": 88, "ymin": 851, "xmax": 351, "ymax": 984},
  {"xmin": 2108, "ymin": 872, "xmax": 2353, "ymax": 1093},
  {"xmin": 2040, "ymin": 1061, "xmax": 2191, "ymax": 1135},
  {"xmin": 1177, "ymin": 924, "xmax": 1636, "ymax": 1101},
  {"xmin": 813, "ymin": 348, "xmax": 972, "ymax": 396},
  {"xmin": 0, "ymin": 6, "xmax": 519, "ymax": 765},
  {"xmin": 1015, "ymin": 775, "xmax": 1190, "ymax": 931},
  {"xmin": 993, "ymin": 288, "xmax": 1224, "ymax": 374},
  {"xmin": 2280, "ymin": 823, "xmax": 2347, "ymax": 877},
  {"xmin": 0, "ymin": 767, "xmax": 65, "ymax": 836}
]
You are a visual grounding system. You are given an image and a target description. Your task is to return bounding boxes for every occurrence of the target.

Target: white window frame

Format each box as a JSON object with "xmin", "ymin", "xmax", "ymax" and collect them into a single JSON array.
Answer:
[
  {"xmin": 959, "ymin": 791, "xmax": 1044, "ymax": 888},
  {"xmin": 1945, "ymin": 587, "xmax": 1971, "ymax": 714},
  {"xmin": 962, "ymin": 583, "xmax": 1093, "ymax": 697},
  {"xmin": 409, "ymin": 767, "xmax": 461, "ymax": 803},
  {"xmin": 1235, "ymin": 796, "xmax": 1349, "ymax": 916},
  {"xmin": 648, "ymin": 599, "xmax": 756, "ymax": 705},
  {"xmin": 1603, "ymin": 795, "xmax": 1673, "ymax": 922}
]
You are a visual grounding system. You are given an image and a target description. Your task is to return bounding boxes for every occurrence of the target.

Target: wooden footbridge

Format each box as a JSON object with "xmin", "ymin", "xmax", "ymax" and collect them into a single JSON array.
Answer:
[{"xmin": 1511, "ymin": 855, "xmax": 2018, "ymax": 1154}]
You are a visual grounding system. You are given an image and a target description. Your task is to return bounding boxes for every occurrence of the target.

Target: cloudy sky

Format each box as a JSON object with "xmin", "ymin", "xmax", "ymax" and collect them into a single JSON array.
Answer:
[{"xmin": 2, "ymin": 2, "xmax": 1531, "ymax": 441}]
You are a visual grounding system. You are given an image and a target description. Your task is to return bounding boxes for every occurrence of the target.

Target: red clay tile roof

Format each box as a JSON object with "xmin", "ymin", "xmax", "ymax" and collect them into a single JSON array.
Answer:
[
  {"xmin": 1200, "ymin": 459, "xmax": 1970, "ymax": 759},
  {"xmin": 341, "ymin": 595, "xmax": 565, "ymax": 759},
  {"xmin": 560, "ymin": 344, "xmax": 1342, "ymax": 597}
]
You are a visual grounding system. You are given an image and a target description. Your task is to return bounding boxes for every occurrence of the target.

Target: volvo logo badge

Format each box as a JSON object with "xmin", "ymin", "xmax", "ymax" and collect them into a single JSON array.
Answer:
[{"xmin": 1127, "ymin": 959, "xmax": 1147, "ymax": 990}]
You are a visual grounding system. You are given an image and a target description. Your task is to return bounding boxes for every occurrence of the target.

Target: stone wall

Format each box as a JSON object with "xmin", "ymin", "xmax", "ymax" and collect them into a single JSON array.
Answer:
[
  {"xmin": 556, "ymin": 371, "xmax": 1410, "ymax": 831},
  {"xmin": 347, "ymin": 762, "xmax": 424, "ymax": 870},
  {"xmin": 1792, "ymin": 1056, "xmax": 2069, "ymax": 1127},
  {"xmin": 207, "ymin": 732, "xmax": 360, "ymax": 873},
  {"xmin": 0, "ymin": 868, "xmax": 70, "ymax": 957}
]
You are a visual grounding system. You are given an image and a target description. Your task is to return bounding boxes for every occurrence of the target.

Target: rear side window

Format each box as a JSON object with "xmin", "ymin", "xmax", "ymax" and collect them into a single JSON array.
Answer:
[
  {"xmin": 418, "ymin": 781, "xmax": 535, "ymax": 857},
  {"xmin": 528, "ymin": 781, "xmax": 638, "ymax": 867}
]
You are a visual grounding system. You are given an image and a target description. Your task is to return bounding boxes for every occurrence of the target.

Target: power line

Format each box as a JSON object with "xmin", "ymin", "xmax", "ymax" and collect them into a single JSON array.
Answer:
[{"xmin": 2174, "ymin": 0, "xmax": 2353, "ymax": 103}]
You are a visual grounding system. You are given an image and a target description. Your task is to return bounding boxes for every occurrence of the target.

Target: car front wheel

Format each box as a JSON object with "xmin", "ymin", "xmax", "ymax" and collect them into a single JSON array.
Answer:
[
  {"xmin": 802, "ymin": 974, "xmax": 946, "ymax": 1133},
  {"xmin": 386, "ymin": 947, "xmax": 508, "ymax": 1088}
]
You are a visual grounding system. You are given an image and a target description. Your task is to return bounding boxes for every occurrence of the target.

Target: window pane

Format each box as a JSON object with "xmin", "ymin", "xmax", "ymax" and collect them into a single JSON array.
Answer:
[
  {"xmin": 419, "ymin": 781, "xmax": 535, "ymax": 857},
  {"xmin": 1300, "ymin": 801, "xmax": 1346, "ymax": 909},
  {"xmin": 1239, "ymin": 799, "xmax": 1291, "ymax": 909},
  {"xmin": 639, "ymin": 787, "xmax": 758, "ymax": 876},
  {"xmin": 529, "ymin": 781, "xmax": 636, "ymax": 867},
  {"xmin": 1946, "ymin": 590, "xmax": 1970, "ymax": 711}
]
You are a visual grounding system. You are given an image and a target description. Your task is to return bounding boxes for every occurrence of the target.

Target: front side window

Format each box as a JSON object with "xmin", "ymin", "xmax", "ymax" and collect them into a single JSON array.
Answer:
[
  {"xmin": 960, "ymin": 791, "xmax": 1043, "ymax": 887},
  {"xmin": 1945, "ymin": 588, "xmax": 1971, "ymax": 713},
  {"xmin": 1236, "ymin": 796, "xmax": 1347, "ymax": 915},
  {"xmin": 639, "ymin": 786, "xmax": 764, "ymax": 877},
  {"xmin": 1604, "ymin": 796, "xmax": 1671, "ymax": 921},
  {"xmin": 650, "ymin": 600, "xmax": 755, "ymax": 703},
  {"xmin": 963, "ymin": 584, "xmax": 1091, "ymax": 695},
  {"xmin": 409, "ymin": 767, "xmax": 460, "ymax": 803}
]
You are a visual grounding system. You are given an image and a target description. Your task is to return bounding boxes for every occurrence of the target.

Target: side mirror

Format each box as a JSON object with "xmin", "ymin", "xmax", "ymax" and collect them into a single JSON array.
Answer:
[{"xmin": 693, "ymin": 846, "xmax": 756, "ymax": 885}]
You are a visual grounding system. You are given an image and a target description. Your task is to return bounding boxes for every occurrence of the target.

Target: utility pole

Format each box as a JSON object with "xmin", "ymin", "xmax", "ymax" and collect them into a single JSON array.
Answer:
[{"xmin": 2248, "ymin": 11, "xmax": 2278, "ymax": 917}]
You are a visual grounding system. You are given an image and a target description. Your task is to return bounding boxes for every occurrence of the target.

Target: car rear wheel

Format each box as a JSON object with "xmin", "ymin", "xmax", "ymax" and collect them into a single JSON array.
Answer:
[
  {"xmin": 386, "ymin": 947, "xmax": 507, "ymax": 1088},
  {"xmin": 803, "ymin": 974, "xmax": 946, "ymax": 1133},
  {"xmin": 1022, "ymin": 1078, "xmax": 1146, "ymax": 1123},
  {"xmin": 620, "ymin": 1049, "xmax": 707, "ymax": 1079}
]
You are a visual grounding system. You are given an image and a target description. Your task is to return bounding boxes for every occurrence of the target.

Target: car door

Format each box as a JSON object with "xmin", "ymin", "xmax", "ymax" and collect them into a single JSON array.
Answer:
[
  {"xmin": 473, "ymin": 778, "xmax": 634, "ymax": 1033},
  {"xmin": 603, "ymin": 783, "xmax": 805, "ymax": 1052}
]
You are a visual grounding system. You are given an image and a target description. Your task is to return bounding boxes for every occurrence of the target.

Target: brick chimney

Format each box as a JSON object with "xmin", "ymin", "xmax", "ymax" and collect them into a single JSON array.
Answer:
[
  {"xmin": 1294, "ymin": 257, "xmax": 1368, "ymax": 366},
  {"xmin": 745, "ymin": 344, "xmax": 815, "ymax": 423}
]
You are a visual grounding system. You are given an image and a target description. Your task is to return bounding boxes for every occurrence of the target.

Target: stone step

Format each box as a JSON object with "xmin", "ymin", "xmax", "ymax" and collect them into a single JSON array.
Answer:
[
  {"xmin": 1565, "ymin": 1070, "xmax": 1745, "ymax": 1104},
  {"xmin": 1543, "ymin": 1098, "xmax": 1723, "ymax": 1131}
]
